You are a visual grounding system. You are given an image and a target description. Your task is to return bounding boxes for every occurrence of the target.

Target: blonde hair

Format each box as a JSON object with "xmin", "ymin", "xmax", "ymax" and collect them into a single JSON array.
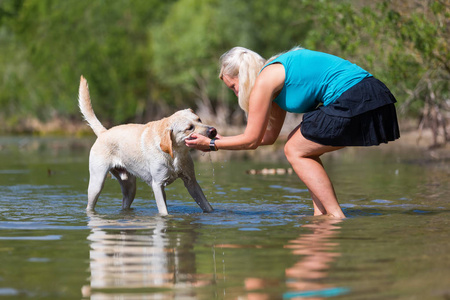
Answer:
[{"xmin": 219, "ymin": 47, "xmax": 266, "ymax": 114}]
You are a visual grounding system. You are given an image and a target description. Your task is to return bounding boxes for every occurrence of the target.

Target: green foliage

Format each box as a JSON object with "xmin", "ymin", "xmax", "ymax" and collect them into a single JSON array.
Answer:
[
  {"xmin": 0, "ymin": 0, "xmax": 174, "ymax": 126},
  {"xmin": 152, "ymin": 0, "xmax": 223, "ymax": 107},
  {"xmin": 151, "ymin": 0, "xmax": 312, "ymax": 112},
  {"xmin": 0, "ymin": 0, "xmax": 448, "ymax": 138},
  {"xmin": 302, "ymin": 0, "xmax": 449, "ymax": 145}
]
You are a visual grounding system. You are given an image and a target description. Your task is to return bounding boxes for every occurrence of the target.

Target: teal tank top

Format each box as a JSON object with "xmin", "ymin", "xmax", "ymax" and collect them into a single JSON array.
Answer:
[{"xmin": 262, "ymin": 49, "xmax": 372, "ymax": 113}]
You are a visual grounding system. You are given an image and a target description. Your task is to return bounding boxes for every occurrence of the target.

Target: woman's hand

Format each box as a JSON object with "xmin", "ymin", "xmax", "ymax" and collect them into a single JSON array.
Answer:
[{"xmin": 185, "ymin": 133, "xmax": 214, "ymax": 151}]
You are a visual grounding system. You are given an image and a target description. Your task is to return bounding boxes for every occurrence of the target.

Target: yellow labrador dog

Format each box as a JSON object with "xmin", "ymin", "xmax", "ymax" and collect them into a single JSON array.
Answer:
[{"xmin": 78, "ymin": 76, "xmax": 216, "ymax": 215}]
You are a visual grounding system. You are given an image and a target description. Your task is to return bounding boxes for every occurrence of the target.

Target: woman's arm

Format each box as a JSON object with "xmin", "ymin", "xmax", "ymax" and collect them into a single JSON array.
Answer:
[
  {"xmin": 260, "ymin": 102, "xmax": 286, "ymax": 145},
  {"xmin": 185, "ymin": 64, "xmax": 285, "ymax": 151}
]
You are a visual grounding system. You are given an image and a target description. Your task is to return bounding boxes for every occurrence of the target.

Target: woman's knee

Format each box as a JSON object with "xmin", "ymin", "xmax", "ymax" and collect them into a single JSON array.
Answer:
[
  {"xmin": 285, "ymin": 137, "xmax": 341, "ymax": 162},
  {"xmin": 284, "ymin": 142, "xmax": 292, "ymax": 162},
  {"xmin": 285, "ymin": 125, "xmax": 315, "ymax": 161},
  {"xmin": 284, "ymin": 139, "xmax": 303, "ymax": 162}
]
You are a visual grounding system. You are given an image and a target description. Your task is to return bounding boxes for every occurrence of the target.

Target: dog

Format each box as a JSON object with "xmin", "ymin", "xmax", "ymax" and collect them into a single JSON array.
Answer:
[{"xmin": 78, "ymin": 75, "xmax": 216, "ymax": 215}]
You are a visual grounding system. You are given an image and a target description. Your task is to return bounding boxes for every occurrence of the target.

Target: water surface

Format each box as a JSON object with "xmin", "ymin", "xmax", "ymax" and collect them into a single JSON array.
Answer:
[{"xmin": 0, "ymin": 136, "xmax": 449, "ymax": 299}]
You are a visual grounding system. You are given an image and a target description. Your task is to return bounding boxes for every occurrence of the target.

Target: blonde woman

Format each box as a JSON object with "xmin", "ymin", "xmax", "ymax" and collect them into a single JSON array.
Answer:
[{"xmin": 186, "ymin": 47, "xmax": 400, "ymax": 218}]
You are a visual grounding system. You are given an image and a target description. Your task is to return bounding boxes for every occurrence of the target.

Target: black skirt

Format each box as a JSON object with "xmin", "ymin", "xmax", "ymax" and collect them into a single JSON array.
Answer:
[{"xmin": 300, "ymin": 77, "xmax": 400, "ymax": 146}]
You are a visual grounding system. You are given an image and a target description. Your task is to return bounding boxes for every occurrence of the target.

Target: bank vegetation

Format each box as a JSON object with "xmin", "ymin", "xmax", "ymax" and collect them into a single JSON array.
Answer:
[{"xmin": 0, "ymin": 0, "xmax": 448, "ymax": 146}]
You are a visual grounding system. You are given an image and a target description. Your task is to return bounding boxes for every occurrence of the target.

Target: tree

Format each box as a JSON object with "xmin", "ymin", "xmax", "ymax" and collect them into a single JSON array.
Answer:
[
  {"xmin": 151, "ymin": 0, "xmax": 313, "ymax": 126},
  {"xmin": 383, "ymin": 0, "xmax": 449, "ymax": 146},
  {"xmin": 303, "ymin": 0, "xmax": 449, "ymax": 146},
  {"xmin": 1, "ymin": 0, "xmax": 447, "ymax": 141},
  {"xmin": 0, "ymin": 0, "xmax": 174, "ymax": 130}
]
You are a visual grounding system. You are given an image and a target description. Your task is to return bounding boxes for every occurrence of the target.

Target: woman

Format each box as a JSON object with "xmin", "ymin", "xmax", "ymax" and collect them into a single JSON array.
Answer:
[{"xmin": 185, "ymin": 47, "xmax": 400, "ymax": 218}]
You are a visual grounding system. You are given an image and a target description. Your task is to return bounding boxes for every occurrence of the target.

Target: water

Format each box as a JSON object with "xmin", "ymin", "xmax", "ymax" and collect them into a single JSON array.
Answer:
[{"xmin": 0, "ymin": 136, "xmax": 449, "ymax": 299}]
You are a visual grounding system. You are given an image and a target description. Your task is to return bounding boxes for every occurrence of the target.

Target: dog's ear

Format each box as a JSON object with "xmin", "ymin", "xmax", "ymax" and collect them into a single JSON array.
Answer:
[{"xmin": 160, "ymin": 128, "xmax": 174, "ymax": 158}]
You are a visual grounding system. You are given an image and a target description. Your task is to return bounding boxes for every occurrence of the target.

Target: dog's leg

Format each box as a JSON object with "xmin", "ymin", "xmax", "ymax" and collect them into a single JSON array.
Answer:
[
  {"xmin": 182, "ymin": 177, "xmax": 214, "ymax": 213},
  {"xmin": 110, "ymin": 169, "xmax": 137, "ymax": 209},
  {"xmin": 151, "ymin": 182, "xmax": 169, "ymax": 215},
  {"xmin": 121, "ymin": 174, "xmax": 137, "ymax": 209},
  {"xmin": 86, "ymin": 165, "xmax": 109, "ymax": 210}
]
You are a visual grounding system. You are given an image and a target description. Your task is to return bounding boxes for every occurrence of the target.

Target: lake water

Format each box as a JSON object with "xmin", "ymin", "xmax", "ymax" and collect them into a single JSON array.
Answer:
[{"xmin": 0, "ymin": 136, "xmax": 449, "ymax": 299}]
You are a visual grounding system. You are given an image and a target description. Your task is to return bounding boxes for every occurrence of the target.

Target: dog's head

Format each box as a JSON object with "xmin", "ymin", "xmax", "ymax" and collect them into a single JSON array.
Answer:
[{"xmin": 160, "ymin": 109, "xmax": 217, "ymax": 158}]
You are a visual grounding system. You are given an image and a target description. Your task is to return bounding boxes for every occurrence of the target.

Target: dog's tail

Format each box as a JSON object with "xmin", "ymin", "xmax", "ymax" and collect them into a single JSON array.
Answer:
[{"xmin": 78, "ymin": 75, "xmax": 107, "ymax": 136}]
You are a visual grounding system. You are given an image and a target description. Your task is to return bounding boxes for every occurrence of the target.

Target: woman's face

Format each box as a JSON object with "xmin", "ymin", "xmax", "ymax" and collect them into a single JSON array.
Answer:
[{"xmin": 222, "ymin": 75, "xmax": 239, "ymax": 97}]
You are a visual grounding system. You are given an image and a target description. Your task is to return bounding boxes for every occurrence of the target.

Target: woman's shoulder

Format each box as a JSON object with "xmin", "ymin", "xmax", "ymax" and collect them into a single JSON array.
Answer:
[
  {"xmin": 256, "ymin": 63, "xmax": 285, "ymax": 93},
  {"xmin": 260, "ymin": 49, "xmax": 302, "ymax": 73},
  {"xmin": 273, "ymin": 48, "xmax": 306, "ymax": 61}
]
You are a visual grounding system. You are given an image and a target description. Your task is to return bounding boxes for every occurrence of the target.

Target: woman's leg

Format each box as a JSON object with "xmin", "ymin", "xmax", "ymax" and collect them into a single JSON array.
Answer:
[
  {"xmin": 311, "ymin": 188, "xmax": 327, "ymax": 216},
  {"xmin": 285, "ymin": 126, "xmax": 345, "ymax": 218}
]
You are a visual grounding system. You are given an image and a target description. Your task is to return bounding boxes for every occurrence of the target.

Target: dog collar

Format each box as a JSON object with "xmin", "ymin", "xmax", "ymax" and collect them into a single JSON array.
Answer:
[{"xmin": 209, "ymin": 138, "xmax": 218, "ymax": 151}]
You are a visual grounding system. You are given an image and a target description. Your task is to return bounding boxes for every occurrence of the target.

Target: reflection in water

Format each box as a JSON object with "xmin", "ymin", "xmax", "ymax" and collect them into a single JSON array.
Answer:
[
  {"xmin": 82, "ymin": 212, "xmax": 207, "ymax": 299},
  {"xmin": 82, "ymin": 212, "xmax": 349, "ymax": 299},
  {"xmin": 243, "ymin": 218, "xmax": 349, "ymax": 300},
  {"xmin": 283, "ymin": 219, "xmax": 349, "ymax": 299}
]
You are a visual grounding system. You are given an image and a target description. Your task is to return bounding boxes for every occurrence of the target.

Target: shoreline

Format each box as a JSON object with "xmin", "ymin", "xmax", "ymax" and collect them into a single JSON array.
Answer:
[{"xmin": 1, "ymin": 118, "xmax": 449, "ymax": 163}]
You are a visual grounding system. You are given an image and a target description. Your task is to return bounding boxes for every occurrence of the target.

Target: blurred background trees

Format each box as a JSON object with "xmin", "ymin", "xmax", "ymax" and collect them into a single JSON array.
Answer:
[{"xmin": 0, "ymin": 0, "xmax": 448, "ymax": 145}]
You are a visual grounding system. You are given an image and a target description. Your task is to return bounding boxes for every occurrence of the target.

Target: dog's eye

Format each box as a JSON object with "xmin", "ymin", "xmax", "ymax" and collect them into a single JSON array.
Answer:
[
  {"xmin": 197, "ymin": 118, "xmax": 202, "ymax": 123},
  {"xmin": 187, "ymin": 125, "xmax": 194, "ymax": 131}
]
